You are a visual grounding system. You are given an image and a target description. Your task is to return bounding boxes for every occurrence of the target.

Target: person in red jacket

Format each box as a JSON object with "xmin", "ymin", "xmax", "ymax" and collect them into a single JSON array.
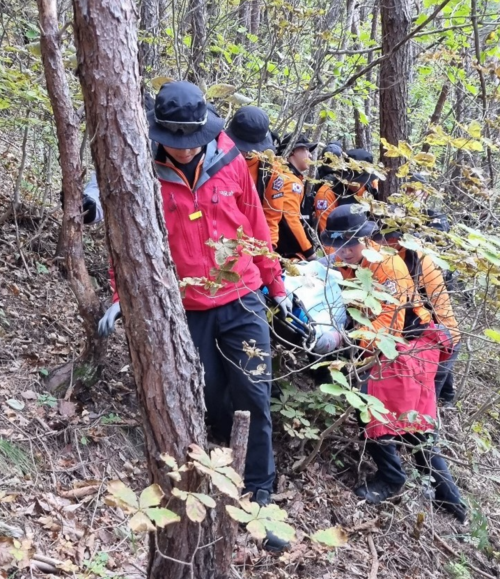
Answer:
[{"xmin": 98, "ymin": 82, "xmax": 292, "ymax": 551}]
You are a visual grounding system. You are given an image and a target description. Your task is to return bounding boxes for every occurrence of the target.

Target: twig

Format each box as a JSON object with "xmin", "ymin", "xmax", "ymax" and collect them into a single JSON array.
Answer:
[
  {"xmin": 367, "ymin": 533, "xmax": 379, "ymax": 579},
  {"xmin": 293, "ymin": 407, "xmax": 354, "ymax": 473}
]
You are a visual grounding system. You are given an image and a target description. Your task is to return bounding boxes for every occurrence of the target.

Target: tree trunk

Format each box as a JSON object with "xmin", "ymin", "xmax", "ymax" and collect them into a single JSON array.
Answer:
[
  {"xmin": 249, "ymin": 0, "xmax": 261, "ymax": 35},
  {"xmin": 378, "ymin": 0, "xmax": 412, "ymax": 201},
  {"xmin": 236, "ymin": 0, "xmax": 250, "ymax": 46},
  {"xmin": 352, "ymin": 6, "xmax": 370, "ymax": 150},
  {"xmin": 72, "ymin": 2, "xmax": 227, "ymax": 578},
  {"xmin": 187, "ymin": 0, "xmax": 207, "ymax": 82},
  {"xmin": 36, "ymin": 0, "xmax": 104, "ymax": 395},
  {"xmin": 139, "ymin": 0, "xmax": 161, "ymax": 73},
  {"xmin": 421, "ymin": 81, "xmax": 450, "ymax": 153}
]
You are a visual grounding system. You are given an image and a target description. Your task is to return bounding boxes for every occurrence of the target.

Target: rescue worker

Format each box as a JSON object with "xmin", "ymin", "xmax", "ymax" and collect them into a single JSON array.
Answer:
[
  {"xmin": 313, "ymin": 142, "xmax": 343, "ymax": 234},
  {"xmin": 377, "ymin": 230, "xmax": 461, "ymax": 406},
  {"xmin": 320, "ymin": 206, "xmax": 466, "ymax": 522},
  {"xmin": 276, "ymin": 134, "xmax": 317, "ymax": 260},
  {"xmin": 97, "ymin": 81, "xmax": 292, "ymax": 551},
  {"xmin": 225, "ymin": 106, "xmax": 288, "ymax": 249},
  {"xmin": 344, "ymin": 148, "xmax": 380, "ymax": 203}
]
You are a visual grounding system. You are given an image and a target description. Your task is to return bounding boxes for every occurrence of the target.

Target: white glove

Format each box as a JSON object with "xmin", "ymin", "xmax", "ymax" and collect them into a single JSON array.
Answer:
[
  {"xmin": 314, "ymin": 330, "xmax": 343, "ymax": 354},
  {"xmin": 98, "ymin": 302, "xmax": 122, "ymax": 337},
  {"xmin": 272, "ymin": 295, "xmax": 293, "ymax": 319}
]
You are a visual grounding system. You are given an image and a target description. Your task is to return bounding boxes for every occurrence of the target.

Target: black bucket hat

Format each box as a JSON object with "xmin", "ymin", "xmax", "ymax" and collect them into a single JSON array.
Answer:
[
  {"xmin": 406, "ymin": 172, "xmax": 428, "ymax": 184},
  {"xmin": 320, "ymin": 205, "xmax": 378, "ymax": 248},
  {"xmin": 321, "ymin": 142, "xmax": 343, "ymax": 159},
  {"xmin": 147, "ymin": 81, "xmax": 224, "ymax": 149},
  {"xmin": 347, "ymin": 148, "xmax": 373, "ymax": 163},
  {"xmin": 278, "ymin": 133, "xmax": 317, "ymax": 155},
  {"xmin": 225, "ymin": 106, "xmax": 274, "ymax": 152}
]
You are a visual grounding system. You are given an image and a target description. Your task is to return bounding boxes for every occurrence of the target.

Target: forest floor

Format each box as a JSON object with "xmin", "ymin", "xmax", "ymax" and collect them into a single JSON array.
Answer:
[{"xmin": 2, "ymin": 189, "xmax": 500, "ymax": 579}]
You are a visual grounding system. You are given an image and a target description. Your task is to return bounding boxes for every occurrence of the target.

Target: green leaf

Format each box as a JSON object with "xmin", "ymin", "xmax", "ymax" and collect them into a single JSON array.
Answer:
[
  {"xmin": 192, "ymin": 493, "xmax": 216, "ymax": 508},
  {"xmin": 264, "ymin": 520, "xmax": 296, "ymax": 542},
  {"xmin": 206, "ymin": 83, "xmax": 236, "ymax": 99},
  {"xmin": 311, "ymin": 526, "xmax": 348, "ymax": 547},
  {"xmin": 144, "ymin": 507, "xmax": 180, "ymax": 528},
  {"xmin": 196, "ymin": 465, "xmax": 240, "ymax": 499},
  {"xmin": 484, "ymin": 329, "xmax": 500, "ymax": 343},
  {"xmin": 320, "ymin": 383, "xmax": 345, "ymax": 397},
  {"xmin": 330, "ymin": 370, "xmax": 349, "ymax": 387},
  {"xmin": 160, "ymin": 453, "xmax": 178, "ymax": 470},
  {"xmin": 361, "ymin": 248, "xmax": 383, "ymax": 263},
  {"xmin": 359, "ymin": 409, "xmax": 371, "ymax": 423},
  {"xmin": 342, "ymin": 289, "xmax": 368, "ymax": 303},
  {"xmin": 259, "ymin": 503, "xmax": 288, "ymax": 521},
  {"xmin": 345, "ymin": 391, "xmax": 365, "ymax": 409},
  {"xmin": 365, "ymin": 295, "xmax": 382, "ymax": 315},
  {"xmin": 226, "ymin": 505, "xmax": 254, "ymax": 524},
  {"xmin": 348, "ymin": 308, "xmax": 373, "ymax": 327},
  {"xmin": 188, "ymin": 444, "xmax": 212, "ymax": 467},
  {"xmin": 377, "ymin": 336, "xmax": 399, "ymax": 360},
  {"xmin": 370, "ymin": 409, "xmax": 389, "ymax": 424},
  {"xmin": 139, "ymin": 484, "xmax": 164, "ymax": 509}
]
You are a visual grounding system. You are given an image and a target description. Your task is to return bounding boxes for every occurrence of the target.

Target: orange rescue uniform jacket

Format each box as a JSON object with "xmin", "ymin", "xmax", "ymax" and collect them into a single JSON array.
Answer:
[
  {"xmin": 246, "ymin": 156, "xmax": 287, "ymax": 249},
  {"xmin": 400, "ymin": 249, "xmax": 460, "ymax": 346},
  {"xmin": 276, "ymin": 167, "xmax": 315, "ymax": 259},
  {"xmin": 338, "ymin": 242, "xmax": 432, "ymax": 350},
  {"xmin": 314, "ymin": 182, "xmax": 339, "ymax": 233}
]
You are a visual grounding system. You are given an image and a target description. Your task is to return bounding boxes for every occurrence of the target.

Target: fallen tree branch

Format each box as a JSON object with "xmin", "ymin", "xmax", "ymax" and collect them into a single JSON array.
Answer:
[{"xmin": 367, "ymin": 533, "xmax": 379, "ymax": 579}]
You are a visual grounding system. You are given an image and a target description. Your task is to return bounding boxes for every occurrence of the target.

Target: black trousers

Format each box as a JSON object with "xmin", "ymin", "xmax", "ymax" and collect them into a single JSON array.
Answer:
[
  {"xmin": 186, "ymin": 292, "xmax": 275, "ymax": 493},
  {"xmin": 366, "ymin": 434, "xmax": 462, "ymax": 505}
]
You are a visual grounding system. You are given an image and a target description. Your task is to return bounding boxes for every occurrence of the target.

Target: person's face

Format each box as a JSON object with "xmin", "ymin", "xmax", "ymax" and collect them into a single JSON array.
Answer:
[
  {"xmin": 289, "ymin": 146, "xmax": 311, "ymax": 172},
  {"xmin": 163, "ymin": 146, "xmax": 202, "ymax": 164},
  {"xmin": 336, "ymin": 240, "xmax": 365, "ymax": 265}
]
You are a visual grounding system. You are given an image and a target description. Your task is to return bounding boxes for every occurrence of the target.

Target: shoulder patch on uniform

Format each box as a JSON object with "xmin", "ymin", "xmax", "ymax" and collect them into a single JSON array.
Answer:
[
  {"xmin": 272, "ymin": 192, "xmax": 284, "ymax": 199},
  {"xmin": 382, "ymin": 280, "xmax": 398, "ymax": 295},
  {"xmin": 272, "ymin": 176, "xmax": 284, "ymax": 191},
  {"xmin": 316, "ymin": 199, "xmax": 328, "ymax": 210},
  {"xmin": 292, "ymin": 182, "xmax": 303, "ymax": 194}
]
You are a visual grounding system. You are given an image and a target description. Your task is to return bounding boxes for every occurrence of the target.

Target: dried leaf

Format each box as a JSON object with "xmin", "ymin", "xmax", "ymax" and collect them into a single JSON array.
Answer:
[
  {"xmin": 6, "ymin": 399, "xmax": 24, "ymax": 411},
  {"xmin": 209, "ymin": 447, "xmax": 233, "ymax": 468},
  {"xmin": 186, "ymin": 494, "xmax": 206, "ymax": 523},
  {"xmin": 139, "ymin": 484, "xmax": 164, "ymax": 509},
  {"xmin": 129, "ymin": 511, "xmax": 155, "ymax": 533},
  {"xmin": 188, "ymin": 444, "xmax": 212, "ymax": 468},
  {"xmin": 107, "ymin": 480, "xmax": 138, "ymax": 510},
  {"xmin": 226, "ymin": 505, "xmax": 254, "ymax": 524},
  {"xmin": 311, "ymin": 526, "xmax": 348, "ymax": 547},
  {"xmin": 247, "ymin": 519, "xmax": 267, "ymax": 540},
  {"xmin": 160, "ymin": 454, "xmax": 178, "ymax": 470},
  {"xmin": 191, "ymin": 493, "xmax": 216, "ymax": 508}
]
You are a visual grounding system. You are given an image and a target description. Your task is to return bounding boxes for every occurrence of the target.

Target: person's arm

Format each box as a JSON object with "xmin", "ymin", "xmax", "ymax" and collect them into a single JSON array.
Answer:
[
  {"xmin": 83, "ymin": 172, "xmax": 104, "ymax": 225},
  {"xmin": 236, "ymin": 157, "xmax": 285, "ymax": 298},
  {"xmin": 281, "ymin": 177, "xmax": 315, "ymax": 259},
  {"xmin": 314, "ymin": 183, "xmax": 338, "ymax": 233},
  {"xmin": 262, "ymin": 167, "xmax": 286, "ymax": 249},
  {"xmin": 421, "ymin": 254, "xmax": 460, "ymax": 344}
]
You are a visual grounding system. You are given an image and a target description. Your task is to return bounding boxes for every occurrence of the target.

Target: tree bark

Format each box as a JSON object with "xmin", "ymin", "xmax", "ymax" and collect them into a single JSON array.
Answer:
[
  {"xmin": 379, "ymin": 0, "xmax": 412, "ymax": 201},
  {"xmin": 139, "ymin": 0, "xmax": 161, "ymax": 73},
  {"xmin": 249, "ymin": 0, "xmax": 261, "ymax": 35},
  {"xmin": 187, "ymin": 0, "xmax": 207, "ymax": 82},
  {"xmin": 36, "ymin": 0, "xmax": 104, "ymax": 395},
  {"xmin": 72, "ymin": 1, "xmax": 220, "ymax": 577}
]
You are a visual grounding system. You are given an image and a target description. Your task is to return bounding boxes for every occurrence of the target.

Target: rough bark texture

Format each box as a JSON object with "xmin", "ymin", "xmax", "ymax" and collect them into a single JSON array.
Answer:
[
  {"xmin": 214, "ymin": 411, "xmax": 250, "ymax": 577},
  {"xmin": 139, "ymin": 0, "xmax": 161, "ymax": 73},
  {"xmin": 72, "ymin": 2, "xmax": 219, "ymax": 577},
  {"xmin": 249, "ymin": 0, "xmax": 261, "ymax": 35},
  {"xmin": 188, "ymin": 0, "xmax": 207, "ymax": 82},
  {"xmin": 379, "ymin": 0, "xmax": 412, "ymax": 201},
  {"xmin": 37, "ymin": 0, "xmax": 104, "ymax": 393}
]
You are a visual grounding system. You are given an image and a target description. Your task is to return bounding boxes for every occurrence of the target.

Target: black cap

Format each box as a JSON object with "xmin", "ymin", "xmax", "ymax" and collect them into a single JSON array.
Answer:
[
  {"xmin": 407, "ymin": 172, "xmax": 428, "ymax": 184},
  {"xmin": 147, "ymin": 81, "xmax": 224, "ymax": 149},
  {"xmin": 321, "ymin": 143, "xmax": 343, "ymax": 159},
  {"xmin": 225, "ymin": 106, "xmax": 274, "ymax": 152},
  {"xmin": 278, "ymin": 133, "xmax": 317, "ymax": 155},
  {"xmin": 320, "ymin": 205, "xmax": 378, "ymax": 248},
  {"xmin": 347, "ymin": 148, "xmax": 373, "ymax": 163}
]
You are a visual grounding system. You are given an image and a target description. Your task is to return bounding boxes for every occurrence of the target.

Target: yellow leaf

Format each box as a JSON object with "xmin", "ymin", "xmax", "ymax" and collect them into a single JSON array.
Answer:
[
  {"xmin": 467, "ymin": 120, "xmax": 482, "ymax": 139},
  {"xmin": 451, "ymin": 138, "xmax": 483, "ymax": 152},
  {"xmin": 396, "ymin": 162, "xmax": 410, "ymax": 178},
  {"xmin": 311, "ymin": 526, "xmax": 348, "ymax": 547},
  {"xmin": 129, "ymin": 511, "xmax": 155, "ymax": 532},
  {"xmin": 206, "ymin": 83, "xmax": 236, "ymax": 99},
  {"xmin": 151, "ymin": 76, "xmax": 175, "ymax": 91},
  {"xmin": 380, "ymin": 138, "xmax": 401, "ymax": 158},
  {"xmin": 398, "ymin": 141, "xmax": 413, "ymax": 158},
  {"xmin": 107, "ymin": 480, "xmax": 138, "ymax": 511},
  {"xmin": 413, "ymin": 152, "xmax": 436, "ymax": 167},
  {"xmin": 139, "ymin": 484, "xmax": 164, "ymax": 509}
]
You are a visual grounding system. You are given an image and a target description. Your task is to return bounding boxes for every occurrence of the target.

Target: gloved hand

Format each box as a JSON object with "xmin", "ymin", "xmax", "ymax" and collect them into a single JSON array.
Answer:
[
  {"xmin": 314, "ymin": 330, "xmax": 343, "ymax": 354},
  {"xmin": 98, "ymin": 302, "xmax": 122, "ymax": 337},
  {"xmin": 272, "ymin": 295, "xmax": 293, "ymax": 320}
]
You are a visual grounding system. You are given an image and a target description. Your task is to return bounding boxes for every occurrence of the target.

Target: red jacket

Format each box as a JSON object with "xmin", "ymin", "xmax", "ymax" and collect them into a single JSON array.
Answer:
[
  {"xmin": 364, "ymin": 324, "xmax": 452, "ymax": 439},
  {"xmin": 111, "ymin": 132, "xmax": 285, "ymax": 309}
]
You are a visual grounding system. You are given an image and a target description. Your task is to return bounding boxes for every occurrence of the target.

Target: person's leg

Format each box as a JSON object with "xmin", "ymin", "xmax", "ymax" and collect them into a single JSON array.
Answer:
[
  {"xmin": 215, "ymin": 291, "xmax": 275, "ymax": 495},
  {"xmin": 439, "ymin": 344, "xmax": 460, "ymax": 403},
  {"xmin": 186, "ymin": 309, "xmax": 232, "ymax": 443}
]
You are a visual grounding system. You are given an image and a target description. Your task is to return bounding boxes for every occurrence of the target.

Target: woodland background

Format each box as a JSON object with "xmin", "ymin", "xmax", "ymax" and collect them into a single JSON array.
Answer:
[{"xmin": 1, "ymin": 0, "xmax": 500, "ymax": 578}]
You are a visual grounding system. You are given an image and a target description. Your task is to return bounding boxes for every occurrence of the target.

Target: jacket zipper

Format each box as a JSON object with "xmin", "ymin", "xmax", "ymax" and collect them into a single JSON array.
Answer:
[{"xmin": 211, "ymin": 187, "xmax": 219, "ymax": 239}]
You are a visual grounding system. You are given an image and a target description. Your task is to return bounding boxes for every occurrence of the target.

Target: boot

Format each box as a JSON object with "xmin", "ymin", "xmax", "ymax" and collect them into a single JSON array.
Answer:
[
  {"xmin": 436, "ymin": 501, "xmax": 467, "ymax": 524},
  {"xmin": 355, "ymin": 477, "xmax": 404, "ymax": 505},
  {"xmin": 254, "ymin": 489, "xmax": 290, "ymax": 552}
]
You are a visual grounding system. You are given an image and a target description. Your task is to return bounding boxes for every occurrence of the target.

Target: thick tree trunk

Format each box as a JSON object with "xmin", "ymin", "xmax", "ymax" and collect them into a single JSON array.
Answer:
[
  {"xmin": 37, "ymin": 0, "xmax": 104, "ymax": 395},
  {"xmin": 187, "ymin": 0, "xmax": 207, "ymax": 82},
  {"xmin": 379, "ymin": 0, "xmax": 412, "ymax": 201},
  {"xmin": 72, "ymin": 2, "xmax": 220, "ymax": 578}
]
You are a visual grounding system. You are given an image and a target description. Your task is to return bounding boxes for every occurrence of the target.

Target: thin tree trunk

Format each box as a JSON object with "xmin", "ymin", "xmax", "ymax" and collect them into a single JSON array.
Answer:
[
  {"xmin": 249, "ymin": 0, "xmax": 261, "ymax": 35},
  {"xmin": 37, "ymin": 0, "xmax": 104, "ymax": 395},
  {"xmin": 187, "ymin": 0, "xmax": 207, "ymax": 82},
  {"xmin": 421, "ymin": 81, "xmax": 450, "ymax": 153},
  {"xmin": 72, "ymin": 2, "xmax": 225, "ymax": 578},
  {"xmin": 352, "ymin": 6, "xmax": 370, "ymax": 150},
  {"xmin": 236, "ymin": 0, "xmax": 250, "ymax": 46},
  {"xmin": 139, "ymin": 0, "xmax": 161, "ymax": 73},
  {"xmin": 379, "ymin": 0, "xmax": 412, "ymax": 201}
]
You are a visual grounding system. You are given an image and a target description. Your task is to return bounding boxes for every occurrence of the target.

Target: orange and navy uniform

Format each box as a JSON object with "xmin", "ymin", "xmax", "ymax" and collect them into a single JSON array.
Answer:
[
  {"xmin": 400, "ymin": 249, "xmax": 460, "ymax": 346},
  {"xmin": 314, "ymin": 182, "xmax": 339, "ymax": 233},
  {"xmin": 338, "ymin": 242, "xmax": 432, "ymax": 351},
  {"xmin": 246, "ymin": 156, "xmax": 287, "ymax": 249},
  {"xmin": 276, "ymin": 165, "xmax": 315, "ymax": 259}
]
